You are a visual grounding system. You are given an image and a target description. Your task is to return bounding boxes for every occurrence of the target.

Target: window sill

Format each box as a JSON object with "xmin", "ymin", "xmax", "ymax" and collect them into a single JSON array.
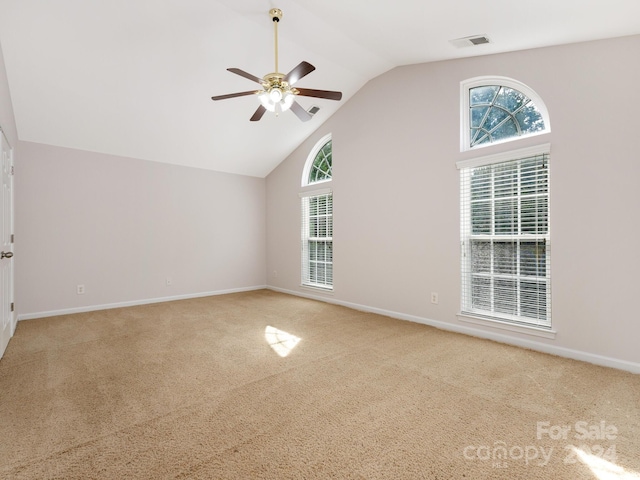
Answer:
[
  {"xmin": 457, "ymin": 313, "xmax": 556, "ymax": 339},
  {"xmin": 300, "ymin": 284, "xmax": 334, "ymax": 295}
]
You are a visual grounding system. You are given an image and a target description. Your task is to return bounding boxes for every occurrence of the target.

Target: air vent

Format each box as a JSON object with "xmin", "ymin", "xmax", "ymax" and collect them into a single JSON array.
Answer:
[
  {"xmin": 469, "ymin": 36, "xmax": 490, "ymax": 45},
  {"xmin": 308, "ymin": 105, "xmax": 320, "ymax": 115},
  {"xmin": 450, "ymin": 35, "xmax": 491, "ymax": 48}
]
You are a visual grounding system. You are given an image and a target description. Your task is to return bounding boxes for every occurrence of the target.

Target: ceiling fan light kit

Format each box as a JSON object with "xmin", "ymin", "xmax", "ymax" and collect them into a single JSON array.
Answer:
[{"xmin": 211, "ymin": 8, "xmax": 342, "ymax": 122}]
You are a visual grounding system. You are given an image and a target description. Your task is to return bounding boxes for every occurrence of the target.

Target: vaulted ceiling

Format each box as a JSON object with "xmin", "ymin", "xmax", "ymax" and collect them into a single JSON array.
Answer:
[{"xmin": 1, "ymin": 0, "xmax": 639, "ymax": 177}]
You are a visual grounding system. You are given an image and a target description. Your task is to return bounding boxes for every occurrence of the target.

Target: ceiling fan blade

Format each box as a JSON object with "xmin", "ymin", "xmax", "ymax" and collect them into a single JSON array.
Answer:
[
  {"xmin": 228, "ymin": 68, "xmax": 264, "ymax": 85},
  {"xmin": 296, "ymin": 88, "xmax": 342, "ymax": 101},
  {"xmin": 290, "ymin": 101, "xmax": 312, "ymax": 122},
  {"xmin": 283, "ymin": 61, "xmax": 315, "ymax": 86},
  {"xmin": 211, "ymin": 91, "xmax": 257, "ymax": 101},
  {"xmin": 250, "ymin": 105, "xmax": 267, "ymax": 122}
]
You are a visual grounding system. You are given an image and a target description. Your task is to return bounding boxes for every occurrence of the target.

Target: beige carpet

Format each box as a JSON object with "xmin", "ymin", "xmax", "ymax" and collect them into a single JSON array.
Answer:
[{"xmin": 1, "ymin": 290, "xmax": 639, "ymax": 479}]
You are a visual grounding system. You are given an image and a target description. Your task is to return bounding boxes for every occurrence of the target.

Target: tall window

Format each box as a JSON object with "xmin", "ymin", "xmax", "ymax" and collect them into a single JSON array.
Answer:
[
  {"xmin": 461, "ymin": 77, "xmax": 550, "ymax": 151},
  {"xmin": 457, "ymin": 145, "xmax": 551, "ymax": 329},
  {"xmin": 301, "ymin": 134, "xmax": 333, "ymax": 290}
]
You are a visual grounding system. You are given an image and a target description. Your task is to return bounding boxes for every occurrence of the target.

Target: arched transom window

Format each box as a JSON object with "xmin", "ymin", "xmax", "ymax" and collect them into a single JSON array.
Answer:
[
  {"xmin": 302, "ymin": 133, "xmax": 332, "ymax": 186},
  {"xmin": 462, "ymin": 77, "xmax": 550, "ymax": 150},
  {"xmin": 308, "ymin": 140, "xmax": 332, "ymax": 184}
]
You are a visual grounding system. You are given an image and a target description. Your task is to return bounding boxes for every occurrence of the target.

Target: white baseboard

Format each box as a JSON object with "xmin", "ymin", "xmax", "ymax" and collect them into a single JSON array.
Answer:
[
  {"xmin": 17, "ymin": 285, "xmax": 267, "ymax": 321},
  {"xmin": 268, "ymin": 286, "xmax": 640, "ymax": 375}
]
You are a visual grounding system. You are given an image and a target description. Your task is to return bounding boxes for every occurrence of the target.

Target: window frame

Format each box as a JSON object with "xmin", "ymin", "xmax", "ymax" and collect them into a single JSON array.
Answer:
[
  {"xmin": 460, "ymin": 76, "xmax": 551, "ymax": 152},
  {"xmin": 457, "ymin": 143, "xmax": 552, "ymax": 335},
  {"xmin": 300, "ymin": 134, "xmax": 334, "ymax": 291},
  {"xmin": 300, "ymin": 188, "xmax": 333, "ymax": 290}
]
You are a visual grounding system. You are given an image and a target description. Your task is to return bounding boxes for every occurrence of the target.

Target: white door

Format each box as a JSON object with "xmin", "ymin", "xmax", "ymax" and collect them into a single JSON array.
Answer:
[{"xmin": 0, "ymin": 131, "xmax": 14, "ymax": 359}]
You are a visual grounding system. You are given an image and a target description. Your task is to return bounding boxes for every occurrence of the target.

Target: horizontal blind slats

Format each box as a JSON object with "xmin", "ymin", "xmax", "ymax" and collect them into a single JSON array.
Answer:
[
  {"xmin": 302, "ymin": 192, "xmax": 333, "ymax": 289},
  {"xmin": 460, "ymin": 152, "xmax": 550, "ymax": 327}
]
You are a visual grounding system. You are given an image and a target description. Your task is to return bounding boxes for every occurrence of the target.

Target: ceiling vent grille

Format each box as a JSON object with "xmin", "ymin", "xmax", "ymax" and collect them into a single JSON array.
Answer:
[{"xmin": 450, "ymin": 35, "xmax": 491, "ymax": 48}]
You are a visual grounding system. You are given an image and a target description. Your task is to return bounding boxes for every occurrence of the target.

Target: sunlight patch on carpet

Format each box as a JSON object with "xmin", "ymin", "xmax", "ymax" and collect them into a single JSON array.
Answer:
[
  {"xmin": 572, "ymin": 446, "xmax": 640, "ymax": 480},
  {"xmin": 265, "ymin": 326, "xmax": 301, "ymax": 357}
]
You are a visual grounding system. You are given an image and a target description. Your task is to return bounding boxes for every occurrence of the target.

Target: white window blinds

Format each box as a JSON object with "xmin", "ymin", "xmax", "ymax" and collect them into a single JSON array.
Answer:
[
  {"xmin": 301, "ymin": 190, "xmax": 333, "ymax": 289},
  {"xmin": 459, "ymin": 148, "xmax": 550, "ymax": 328}
]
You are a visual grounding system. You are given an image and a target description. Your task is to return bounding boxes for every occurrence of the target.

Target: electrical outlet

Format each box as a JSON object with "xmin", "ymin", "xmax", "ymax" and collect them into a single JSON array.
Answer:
[
  {"xmin": 431, "ymin": 292, "xmax": 439, "ymax": 304},
  {"xmin": 273, "ymin": 270, "xmax": 278, "ymax": 278},
  {"xmin": 166, "ymin": 277, "xmax": 172, "ymax": 286},
  {"xmin": 77, "ymin": 284, "xmax": 85, "ymax": 295}
]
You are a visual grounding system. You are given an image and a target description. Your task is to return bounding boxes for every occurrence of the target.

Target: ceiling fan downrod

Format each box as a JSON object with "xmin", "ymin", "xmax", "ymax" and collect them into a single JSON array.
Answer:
[{"xmin": 270, "ymin": 8, "xmax": 283, "ymax": 74}]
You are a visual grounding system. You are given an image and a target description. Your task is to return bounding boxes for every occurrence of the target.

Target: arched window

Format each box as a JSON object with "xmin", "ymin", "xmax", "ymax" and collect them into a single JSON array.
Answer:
[
  {"xmin": 458, "ymin": 78, "xmax": 552, "ymax": 334},
  {"xmin": 302, "ymin": 133, "xmax": 332, "ymax": 186},
  {"xmin": 461, "ymin": 77, "xmax": 550, "ymax": 151},
  {"xmin": 300, "ymin": 134, "xmax": 333, "ymax": 290}
]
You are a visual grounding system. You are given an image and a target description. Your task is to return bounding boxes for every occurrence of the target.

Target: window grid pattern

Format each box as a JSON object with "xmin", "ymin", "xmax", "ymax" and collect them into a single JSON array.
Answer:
[
  {"xmin": 470, "ymin": 86, "xmax": 545, "ymax": 148},
  {"xmin": 308, "ymin": 140, "xmax": 332, "ymax": 184},
  {"xmin": 301, "ymin": 193, "xmax": 333, "ymax": 289},
  {"xmin": 461, "ymin": 153, "xmax": 550, "ymax": 328}
]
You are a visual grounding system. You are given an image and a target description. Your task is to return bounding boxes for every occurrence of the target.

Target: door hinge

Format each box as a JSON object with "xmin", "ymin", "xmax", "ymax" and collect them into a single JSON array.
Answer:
[
  {"xmin": 10, "ymin": 165, "xmax": 14, "ymax": 175},
  {"xmin": 11, "ymin": 302, "xmax": 14, "ymax": 312},
  {"xmin": 11, "ymin": 234, "xmax": 14, "ymax": 243}
]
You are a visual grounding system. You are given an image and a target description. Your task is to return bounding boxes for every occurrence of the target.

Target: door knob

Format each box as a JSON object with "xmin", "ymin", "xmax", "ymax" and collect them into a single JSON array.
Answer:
[{"xmin": 1, "ymin": 251, "xmax": 13, "ymax": 259}]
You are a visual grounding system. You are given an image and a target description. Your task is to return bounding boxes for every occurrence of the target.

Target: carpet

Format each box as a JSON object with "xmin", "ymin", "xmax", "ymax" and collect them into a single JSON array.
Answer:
[{"xmin": 1, "ymin": 290, "xmax": 638, "ymax": 479}]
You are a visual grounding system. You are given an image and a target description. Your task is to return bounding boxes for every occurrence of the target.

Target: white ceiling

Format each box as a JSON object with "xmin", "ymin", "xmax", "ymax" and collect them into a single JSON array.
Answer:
[{"xmin": 1, "ymin": 0, "xmax": 639, "ymax": 177}]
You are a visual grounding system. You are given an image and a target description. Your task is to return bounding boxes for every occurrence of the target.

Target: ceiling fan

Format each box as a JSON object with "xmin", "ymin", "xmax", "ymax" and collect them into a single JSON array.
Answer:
[{"xmin": 211, "ymin": 8, "xmax": 342, "ymax": 122}]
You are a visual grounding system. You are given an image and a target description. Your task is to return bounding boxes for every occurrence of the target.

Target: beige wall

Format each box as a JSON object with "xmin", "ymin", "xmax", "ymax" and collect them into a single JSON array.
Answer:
[
  {"xmin": 0, "ymin": 36, "xmax": 17, "ymax": 146},
  {"xmin": 266, "ymin": 35, "xmax": 640, "ymax": 369},
  {"xmin": 15, "ymin": 142, "xmax": 266, "ymax": 316},
  {"xmin": 3, "ymin": 36, "xmax": 267, "ymax": 318}
]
